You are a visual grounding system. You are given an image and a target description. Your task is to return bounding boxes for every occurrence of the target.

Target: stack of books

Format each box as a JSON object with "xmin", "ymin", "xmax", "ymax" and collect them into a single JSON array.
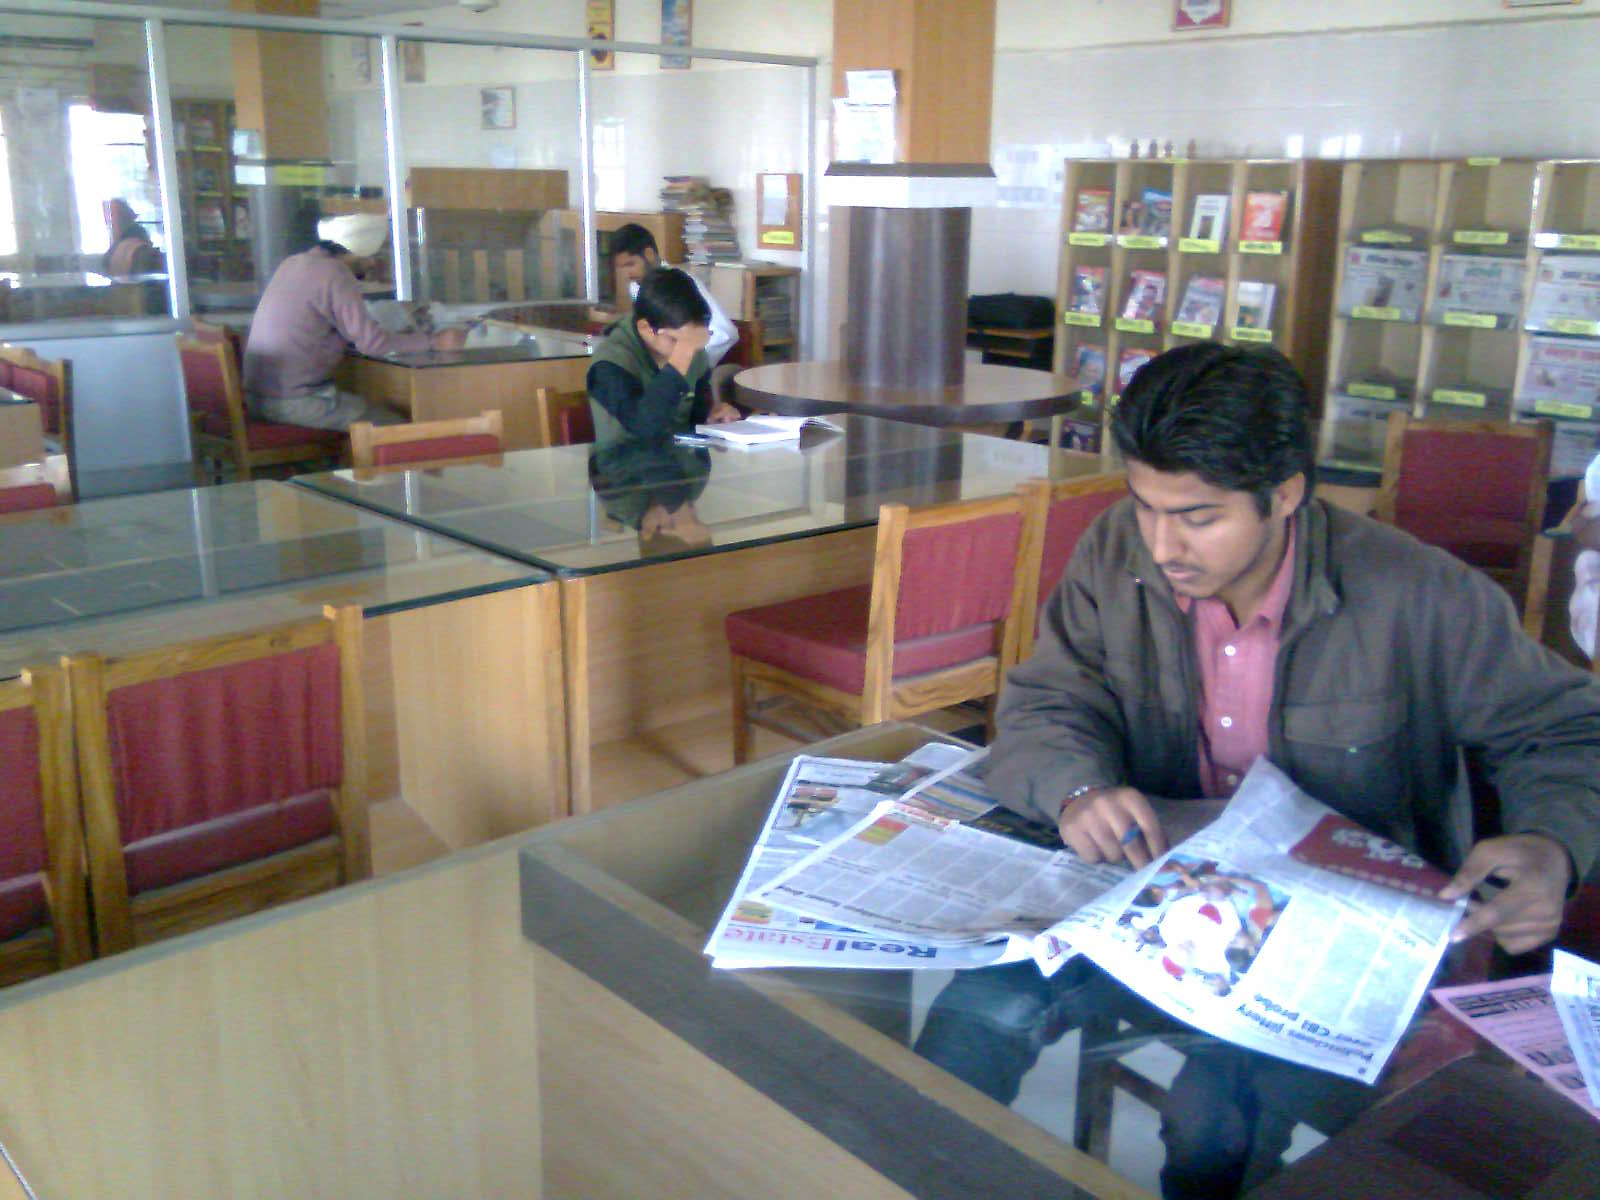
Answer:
[{"xmin": 661, "ymin": 176, "xmax": 742, "ymax": 265}]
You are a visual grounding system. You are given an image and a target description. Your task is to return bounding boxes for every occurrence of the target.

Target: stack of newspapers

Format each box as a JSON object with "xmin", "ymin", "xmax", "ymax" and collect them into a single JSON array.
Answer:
[{"xmin": 706, "ymin": 747, "xmax": 1471, "ymax": 1083}]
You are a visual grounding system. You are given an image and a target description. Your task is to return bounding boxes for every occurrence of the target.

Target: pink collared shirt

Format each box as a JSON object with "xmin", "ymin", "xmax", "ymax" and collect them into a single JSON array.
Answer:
[{"xmin": 1178, "ymin": 528, "xmax": 1297, "ymax": 798}]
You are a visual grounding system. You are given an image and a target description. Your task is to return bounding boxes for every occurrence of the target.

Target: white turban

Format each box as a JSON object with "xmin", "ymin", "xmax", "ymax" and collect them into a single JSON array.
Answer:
[{"xmin": 318, "ymin": 213, "xmax": 389, "ymax": 259}]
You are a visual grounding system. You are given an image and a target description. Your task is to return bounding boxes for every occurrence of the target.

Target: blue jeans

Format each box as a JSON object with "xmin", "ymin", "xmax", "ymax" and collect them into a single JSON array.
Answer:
[{"xmin": 912, "ymin": 960, "xmax": 1369, "ymax": 1200}]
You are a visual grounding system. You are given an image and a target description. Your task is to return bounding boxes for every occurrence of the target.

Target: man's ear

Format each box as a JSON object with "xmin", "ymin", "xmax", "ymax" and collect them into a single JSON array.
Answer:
[{"xmin": 1273, "ymin": 472, "xmax": 1307, "ymax": 519}]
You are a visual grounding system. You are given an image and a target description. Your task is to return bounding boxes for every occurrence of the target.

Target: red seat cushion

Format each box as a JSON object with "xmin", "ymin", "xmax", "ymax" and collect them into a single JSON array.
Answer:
[
  {"xmin": 1393, "ymin": 513, "xmax": 1525, "ymax": 571},
  {"xmin": 0, "ymin": 707, "xmax": 51, "ymax": 941},
  {"xmin": 0, "ymin": 483, "xmax": 58, "ymax": 514},
  {"xmin": 123, "ymin": 790, "xmax": 334, "ymax": 894},
  {"xmin": 371, "ymin": 432, "xmax": 501, "ymax": 466},
  {"xmin": 559, "ymin": 404, "xmax": 595, "ymax": 446},
  {"xmin": 726, "ymin": 584, "xmax": 999, "ymax": 693},
  {"xmin": 244, "ymin": 421, "xmax": 344, "ymax": 451}
]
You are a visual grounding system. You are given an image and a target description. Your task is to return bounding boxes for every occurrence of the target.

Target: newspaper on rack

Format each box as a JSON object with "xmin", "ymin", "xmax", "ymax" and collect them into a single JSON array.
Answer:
[
  {"xmin": 750, "ymin": 756, "xmax": 1464, "ymax": 1082},
  {"xmin": 704, "ymin": 744, "xmax": 1041, "ymax": 970}
]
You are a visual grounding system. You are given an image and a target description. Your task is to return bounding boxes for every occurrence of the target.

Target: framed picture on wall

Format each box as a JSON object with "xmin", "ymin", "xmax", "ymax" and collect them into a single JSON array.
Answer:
[
  {"xmin": 481, "ymin": 87, "xmax": 515, "ymax": 130},
  {"xmin": 586, "ymin": 0, "xmax": 614, "ymax": 71},
  {"xmin": 661, "ymin": 0, "xmax": 692, "ymax": 69},
  {"xmin": 350, "ymin": 38, "xmax": 372, "ymax": 86},
  {"xmin": 401, "ymin": 40, "xmax": 426, "ymax": 84},
  {"xmin": 1173, "ymin": 0, "xmax": 1230, "ymax": 30}
]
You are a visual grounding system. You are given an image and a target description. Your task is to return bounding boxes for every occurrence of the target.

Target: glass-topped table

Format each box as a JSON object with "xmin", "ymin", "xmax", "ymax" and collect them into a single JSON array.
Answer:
[
  {"xmin": 293, "ymin": 417, "xmax": 1105, "ymax": 814},
  {"xmin": 0, "ymin": 481, "xmax": 569, "ymax": 846}
]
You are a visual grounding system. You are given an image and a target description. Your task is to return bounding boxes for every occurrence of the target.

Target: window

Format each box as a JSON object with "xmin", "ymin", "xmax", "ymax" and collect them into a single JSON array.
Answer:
[
  {"xmin": 0, "ymin": 111, "xmax": 16, "ymax": 258},
  {"xmin": 68, "ymin": 103, "xmax": 159, "ymax": 258}
]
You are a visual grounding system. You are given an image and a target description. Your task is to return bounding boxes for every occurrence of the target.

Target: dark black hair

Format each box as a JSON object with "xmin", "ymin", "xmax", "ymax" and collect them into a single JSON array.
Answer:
[
  {"xmin": 633, "ymin": 267, "xmax": 710, "ymax": 331},
  {"xmin": 1110, "ymin": 342, "xmax": 1315, "ymax": 516},
  {"xmin": 287, "ymin": 204, "xmax": 328, "ymax": 255},
  {"xmin": 610, "ymin": 222, "xmax": 659, "ymax": 260}
]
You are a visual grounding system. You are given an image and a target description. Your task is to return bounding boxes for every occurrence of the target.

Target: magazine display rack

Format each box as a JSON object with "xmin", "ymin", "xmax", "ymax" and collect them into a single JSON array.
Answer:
[{"xmin": 1054, "ymin": 158, "xmax": 1339, "ymax": 458}]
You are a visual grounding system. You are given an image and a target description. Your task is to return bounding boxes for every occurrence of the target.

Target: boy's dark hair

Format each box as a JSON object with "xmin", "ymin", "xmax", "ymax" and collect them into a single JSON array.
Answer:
[
  {"xmin": 611, "ymin": 222, "xmax": 660, "ymax": 260},
  {"xmin": 1110, "ymin": 342, "xmax": 1315, "ymax": 516},
  {"xmin": 633, "ymin": 267, "xmax": 710, "ymax": 331}
]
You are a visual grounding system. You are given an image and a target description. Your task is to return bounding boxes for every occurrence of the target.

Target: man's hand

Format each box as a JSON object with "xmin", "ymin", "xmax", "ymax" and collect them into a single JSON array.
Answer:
[
  {"xmin": 1059, "ymin": 786, "xmax": 1168, "ymax": 869},
  {"xmin": 430, "ymin": 326, "xmax": 467, "ymax": 351},
  {"xmin": 666, "ymin": 323, "xmax": 711, "ymax": 376},
  {"xmin": 705, "ymin": 399, "xmax": 741, "ymax": 424},
  {"xmin": 1440, "ymin": 833, "xmax": 1573, "ymax": 954}
]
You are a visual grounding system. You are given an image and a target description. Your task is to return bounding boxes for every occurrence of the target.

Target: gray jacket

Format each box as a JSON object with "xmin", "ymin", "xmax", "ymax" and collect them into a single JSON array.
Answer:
[{"xmin": 988, "ymin": 498, "xmax": 1600, "ymax": 879}]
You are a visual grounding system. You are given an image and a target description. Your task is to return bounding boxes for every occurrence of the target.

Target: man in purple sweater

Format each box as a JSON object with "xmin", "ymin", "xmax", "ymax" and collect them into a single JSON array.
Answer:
[{"xmin": 243, "ymin": 211, "xmax": 465, "ymax": 430}]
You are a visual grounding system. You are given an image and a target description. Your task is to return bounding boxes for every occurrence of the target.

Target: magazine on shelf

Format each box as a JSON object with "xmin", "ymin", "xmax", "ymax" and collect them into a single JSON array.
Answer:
[
  {"xmin": 1068, "ymin": 265, "xmax": 1107, "ymax": 316},
  {"xmin": 743, "ymin": 757, "xmax": 1464, "ymax": 1082},
  {"xmin": 1337, "ymin": 248, "xmax": 1427, "ymax": 321},
  {"xmin": 1189, "ymin": 193, "xmax": 1231, "ymax": 243},
  {"xmin": 1526, "ymin": 256, "xmax": 1600, "ymax": 333},
  {"xmin": 1233, "ymin": 280, "xmax": 1277, "ymax": 330},
  {"xmin": 1122, "ymin": 269, "xmax": 1167, "ymax": 321},
  {"xmin": 1520, "ymin": 337, "xmax": 1600, "ymax": 416},
  {"xmin": 1175, "ymin": 275, "xmax": 1226, "ymax": 327},
  {"xmin": 1073, "ymin": 188, "xmax": 1113, "ymax": 233},
  {"xmin": 1118, "ymin": 347, "xmax": 1155, "ymax": 392},
  {"xmin": 1140, "ymin": 187, "xmax": 1173, "ymax": 239},
  {"xmin": 694, "ymin": 414, "xmax": 843, "ymax": 445},
  {"xmin": 1430, "ymin": 253, "xmax": 1526, "ymax": 325},
  {"xmin": 1241, "ymin": 190, "xmax": 1289, "ymax": 242},
  {"xmin": 1073, "ymin": 343, "xmax": 1107, "ymax": 391}
]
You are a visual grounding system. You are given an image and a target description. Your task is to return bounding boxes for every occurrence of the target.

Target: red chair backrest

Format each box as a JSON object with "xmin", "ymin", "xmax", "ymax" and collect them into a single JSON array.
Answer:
[
  {"xmin": 1040, "ymin": 488, "xmax": 1124, "ymax": 612},
  {"xmin": 371, "ymin": 433, "xmax": 502, "ymax": 467},
  {"xmin": 177, "ymin": 339, "xmax": 234, "ymax": 435},
  {"xmin": 104, "ymin": 644, "xmax": 342, "ymax": 848},
  {"xmin": 1394, "ymin": 429, "xmax": 1545, "ymax": 569},
  {"xmin": 0, "ymin": 482, "xmax": 58, "ymax": 514},
  {"xmin": 559, "ymin": 403, "xmax": 596, "ymax": 446},
  {"xmin": 6, "ymin": 365, "xmax": 61, "ymax": 436},
  {"xmin": 895, "ymin": 512, "xmax": 1025, "ymax": 640},
  {"xmin": 0, "ymin": 705, "xmax": 52, "ymax": 938}
]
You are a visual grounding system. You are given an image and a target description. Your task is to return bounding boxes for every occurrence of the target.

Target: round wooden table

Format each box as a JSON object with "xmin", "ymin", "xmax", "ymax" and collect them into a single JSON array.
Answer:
[{"xmin": 734, "ymin": 361, "xmax": 1084, "ymax": 448}]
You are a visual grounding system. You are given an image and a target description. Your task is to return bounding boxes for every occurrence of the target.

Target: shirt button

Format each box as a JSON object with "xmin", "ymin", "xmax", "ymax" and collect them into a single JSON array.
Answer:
[
  {"xmin": 1226, "ymin": 773, "xmax": 1239, "ymax": 786},
  {"xmin": 1224, "ymin": 645, "xmax": 1237, "ymax": 657},
  {"xmin": 1219, "ymin": 716, "xmax": 1233, "ymax": 729}
]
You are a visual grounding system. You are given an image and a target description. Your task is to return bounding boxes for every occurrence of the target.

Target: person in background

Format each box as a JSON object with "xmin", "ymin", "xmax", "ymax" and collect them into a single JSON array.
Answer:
[
  {"xmin": 242, "ymin": 210, "xmax": 466, "ymax": 431},
  {"xmin": 586, "ymin": 267, "xmax": 740, "ymax": 448},
  {"xmin": 610, "ymin": 222, "xmax": 737, "ymax": 366},
  {"xmin": 1569, "ymin": 453, "xmax": 1600, "ymax": 660},
  {"xmin": 101, "ymin": 199, "xmax": 163, "ymax": 276}
]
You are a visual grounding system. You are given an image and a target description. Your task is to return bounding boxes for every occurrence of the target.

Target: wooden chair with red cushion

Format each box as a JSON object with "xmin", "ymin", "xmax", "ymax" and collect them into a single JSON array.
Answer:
[
  {"xmin": 0, "ymin": 343, "xmax": 76, "ymax": 500},
  {"xmin": 1017, "ymin": 472, "xmax": 1127, "ymax": 658},
  {"xmin": 0, "ymin": 666, "xmax": 93, "ymax": 984},
  {"xmin": 1375, "ymin": 414, "xmax": 1553, "ymax": 605},
  {"xmin": 726, "ymin": 491, "xmax": 1040, "ymax": 763},
  {"xmin": 68, "ymin": 607, "xmax": 370, "ymax": 955},
  {"xmin": 712, "ymin": 318, "xmax": 765, "ymax": 413},
  {"xmin": 350, "ymin": 410, "xmax": 504, "ymax": 469},
  {"xmin": 558, "ymin": 401, "xmax": 595, "ymax": 447},
  {"xmin": 177, "ymin": 334, "xmax": 344, "ymax": 484}
]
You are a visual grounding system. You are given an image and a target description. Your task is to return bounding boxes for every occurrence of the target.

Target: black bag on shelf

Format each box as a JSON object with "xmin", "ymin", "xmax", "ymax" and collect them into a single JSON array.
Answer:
[{"xmin": 967, "ymin": 292, "xmax": 1055, "ymax": 330}]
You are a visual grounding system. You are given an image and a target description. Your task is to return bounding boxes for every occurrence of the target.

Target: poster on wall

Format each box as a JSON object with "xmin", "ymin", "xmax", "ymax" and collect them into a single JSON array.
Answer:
[
  {"xmin": 350, "ymin": 38, "xmax": 373, "ymax": 86},
  {"xmin": 481, "ymin": 87, "xmax": 515, "ymax": 130},
  {"xmin": 661, "ymin": 0, "xmax": 692, "ymax": 69},
  {"xmin": 586, "ymin": 0, "xmax": 614, "ymax": 71},
  {"xmin": 401, "ymin": 41, "xmax": 426, "ymax": 84},
  {"xmin": 1174, "ymin": 0, "xmax": 1230, "ymax": 30}
]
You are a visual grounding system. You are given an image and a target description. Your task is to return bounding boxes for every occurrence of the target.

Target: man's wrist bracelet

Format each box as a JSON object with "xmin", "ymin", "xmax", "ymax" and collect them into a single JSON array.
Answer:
[{"xmin": 1059, "ymin": 783, "xmax": 1107, "ymax": 816}]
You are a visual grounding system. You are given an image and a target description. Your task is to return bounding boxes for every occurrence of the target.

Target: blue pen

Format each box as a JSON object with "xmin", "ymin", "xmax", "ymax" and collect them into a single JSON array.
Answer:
[{"xmin": 1120, "ymin": 826, "xmax": 1145, "ymax": 846}]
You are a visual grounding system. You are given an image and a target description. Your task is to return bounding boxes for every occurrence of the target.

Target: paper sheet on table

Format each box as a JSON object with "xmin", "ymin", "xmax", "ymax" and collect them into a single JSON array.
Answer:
[{"xmin": 1551, "ymin": 948, "xmax": 1600, "ymax": 1108}]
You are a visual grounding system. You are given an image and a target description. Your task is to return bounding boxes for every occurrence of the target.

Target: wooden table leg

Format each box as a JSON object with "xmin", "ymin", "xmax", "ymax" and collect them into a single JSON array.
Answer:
[{"xmin": 560, "ymin": 576, "xmax": 592, "ymax": 817}]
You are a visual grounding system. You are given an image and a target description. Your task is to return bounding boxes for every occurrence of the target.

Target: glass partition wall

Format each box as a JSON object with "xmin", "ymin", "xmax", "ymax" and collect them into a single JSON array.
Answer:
[{"xmin": 0, "ymin": 4, "xmax": 816, "ymax": 346}]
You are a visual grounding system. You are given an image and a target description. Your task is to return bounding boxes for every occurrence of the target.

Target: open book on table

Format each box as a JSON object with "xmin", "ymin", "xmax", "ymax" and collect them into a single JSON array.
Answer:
[
  {"xmin": 694, "ymin": 414, "xmax": 843, "ymax": 445},
  {"xmin": 709, "ymin": 752, "xmax": 1467, "ymax": 1083}
]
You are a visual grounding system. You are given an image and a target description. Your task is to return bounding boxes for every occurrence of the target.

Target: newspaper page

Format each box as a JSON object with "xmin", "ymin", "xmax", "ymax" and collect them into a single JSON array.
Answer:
[
  {"xmin": 1039, "ymin": 758, "xmax": 1464, "ymax": 1083},
  {"xmin": 705, "ymin": 748, "xmax": 1022, "ymax": 970},
  {"xmin": 1433, "ymin": 970, "xmax": 1600, "ymax": 1121},
  {"xmin": 1551, "ymin": 949, "xmax": 1600, "ymax": 1109}
]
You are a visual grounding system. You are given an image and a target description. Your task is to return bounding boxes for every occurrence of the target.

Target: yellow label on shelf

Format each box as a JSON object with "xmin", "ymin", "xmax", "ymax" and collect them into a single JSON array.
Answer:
[
  {"xmin": 1359, "ymin": 230, "xmax": 1413, "ymax": 245},
  {"xmin": 1108, "ymin": 393, "xmax": 1121, "ymax": 409},
  {"xmin": 1442, "ymin": 311, "xmax": 1499, "ymax": 329},
  {"xmin": 1115, "ymin": 317, "xmax": 1156, "ymax": 334},
  {"xmin": 1231, "ymin": 326, "xmax": 1274, "ymax": 344},
  {"xmin": 760, "ymin": 230, "xmax": 796, "ymax": 246},
  {"xmin": 1467, "ymin": 156, "xmax": 1502, "ymax": 167},
  {"xmin": 1076, "ymin": 389, "xmax": 1098, "ymax": 404},
  {"xmin": 270, "ymin": 164, "xmax": 326, "ymax": 186},
  {"xmin": 1351, "ymin": 305, "xmax": 1404, "ymax": 321},
  {"xmin": 1117, "ymin": 235, "xmax": 1164, "ymax": 250},
  {"xmin": 1535, "ymin": 399, "xmax": 1593, "ymax": 419},
  {"xmin": 1346, "ymin": 382, "xmax": 1398, "ymax": 400},
  {"xmin": 1239, "ymin": 240, "xmax": 1283, "ymax": 255},
  {"xmin": 1434, "ymin": 389, "xmax": 1487, "ymax": 408},
  {"xmin": 1067, "ymin": 232, "xmax": 1112, "ymax": 247},
  {"xmin": 1062, "ymin": 311, "xmax": 1102, "ymax": 328},
  {"xmin": 1178, "ymin": 237, "xmax": 1222, "ymax": 255},
  {"xmin": 1452, "ymin": 229, "xmax": 1510, "ymax": 246},
  {"xmin": 1549, "ymin": 317, "xmax": 1600, "ymax": 337},
  {"xmin": 1552, "ymin": 233, "xmax": 1600, "ymax": 251},
  {"xmin": 1169, "ymin": 321, "xmax": 1214, "ymax": 339}
]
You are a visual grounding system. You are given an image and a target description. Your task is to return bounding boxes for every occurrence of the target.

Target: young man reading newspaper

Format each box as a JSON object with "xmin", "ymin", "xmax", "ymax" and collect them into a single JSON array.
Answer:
[{"xmin": 916, "ymin": 342, "xmax": 1600, "ymax": 1199}]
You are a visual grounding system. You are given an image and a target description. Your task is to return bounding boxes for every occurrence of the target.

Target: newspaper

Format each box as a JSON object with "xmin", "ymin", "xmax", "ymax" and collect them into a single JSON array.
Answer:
[
  {"xmin": 1526, "ymin": 255, "xmax": 1600, "ymax": 331},
  {"xmin": 1429, "ymin": 253, "xmax": 1525, "ymax": 324},
  {"xmin": 1551, "ymin": 949, "xmax": 1600, "ymax": 1109},
  {"xmin": 1336, "ymin": 247, "xmax": 1427, "ymax": 321},
  {"xmin": 1433, "ymin": 967, "xmax": 1600, "ymax": 1121},
  {"xmin": 704, "ymin": 746, "xmax": 1031, "ymax": 970},
  {"xmin": 1041, "ymin": 759, "xmax": 1463, "ymax": 1082}
]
